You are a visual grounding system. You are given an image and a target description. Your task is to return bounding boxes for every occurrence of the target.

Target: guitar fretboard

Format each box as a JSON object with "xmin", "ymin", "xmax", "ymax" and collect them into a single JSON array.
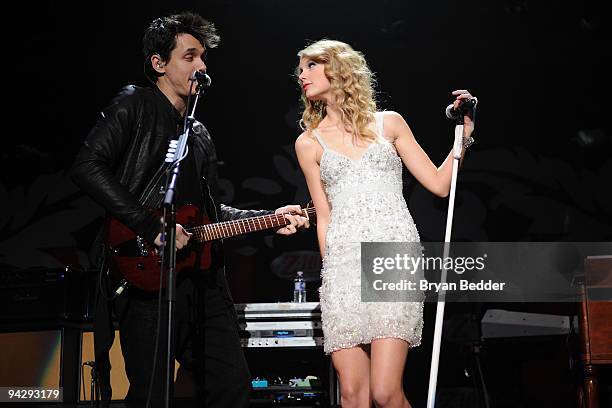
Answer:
[{"xmin": 186, "ymin": 207, "xmax": 316, "ymax": 242}]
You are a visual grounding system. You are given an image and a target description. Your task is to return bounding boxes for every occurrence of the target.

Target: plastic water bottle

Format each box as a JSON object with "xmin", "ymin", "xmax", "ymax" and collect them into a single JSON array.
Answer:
[{"xmin": 293, "ymin": 271, "xmax": 306, "ymax": 302}]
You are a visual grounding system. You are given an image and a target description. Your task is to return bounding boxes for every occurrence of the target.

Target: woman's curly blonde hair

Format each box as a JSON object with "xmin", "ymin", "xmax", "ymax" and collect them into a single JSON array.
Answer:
[{"xmin": 297, "ymin": 40, "xmax": 378, "ymax": 143}]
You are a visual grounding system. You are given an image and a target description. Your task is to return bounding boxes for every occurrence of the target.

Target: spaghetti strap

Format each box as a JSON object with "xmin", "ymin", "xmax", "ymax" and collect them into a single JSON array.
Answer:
[
  {"xmin": 312, "ymin": 129, "xmax": 328, "ymax": 150},
  {"xmin": 375, "ymin": 111, "xmax": 386, "ymax": 141}
]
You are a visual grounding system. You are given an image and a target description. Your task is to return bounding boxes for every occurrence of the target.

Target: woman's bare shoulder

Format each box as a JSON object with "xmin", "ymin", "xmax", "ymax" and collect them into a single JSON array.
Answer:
[{"xmin": 295, "ymin": 131, "xmax": 318, "ymax": 151}]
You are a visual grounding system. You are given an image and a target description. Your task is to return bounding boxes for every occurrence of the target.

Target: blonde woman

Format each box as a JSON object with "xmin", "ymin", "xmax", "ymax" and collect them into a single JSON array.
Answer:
[{"xmin": 294, "ymin": 40, "xmax": 476, "ymax": 408}]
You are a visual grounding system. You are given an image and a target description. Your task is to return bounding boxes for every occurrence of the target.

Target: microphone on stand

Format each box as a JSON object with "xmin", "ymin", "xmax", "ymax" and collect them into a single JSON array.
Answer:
[
  {"xmin": 445, "ymin": 97, "xmax": 477, "ymax": 120},
  {"xmin": 193, "ymin": 70, "xmax": 212, "ymax": 90}
]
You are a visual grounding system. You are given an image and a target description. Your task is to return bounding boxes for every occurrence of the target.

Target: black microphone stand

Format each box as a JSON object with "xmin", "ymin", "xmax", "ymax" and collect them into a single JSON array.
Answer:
[
  {"xmin": 90, "ymin": 361, "xmax": 99, "ymax": 408},
  {"xmin": 161, "ymin": 74, "xmax": 208, "ymax": 408}
]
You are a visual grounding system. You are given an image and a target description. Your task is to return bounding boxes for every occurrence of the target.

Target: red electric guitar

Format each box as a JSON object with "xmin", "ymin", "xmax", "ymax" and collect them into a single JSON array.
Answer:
[{"xmin": 104, "ymin": 203, "xmax": 316, "ymax": 291}]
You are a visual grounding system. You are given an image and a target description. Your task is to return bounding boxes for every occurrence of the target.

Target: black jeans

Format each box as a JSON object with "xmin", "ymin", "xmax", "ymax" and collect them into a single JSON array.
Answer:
[{"xmin": 114, "ymin": 273, "xmax": 250, "ymax": 407}]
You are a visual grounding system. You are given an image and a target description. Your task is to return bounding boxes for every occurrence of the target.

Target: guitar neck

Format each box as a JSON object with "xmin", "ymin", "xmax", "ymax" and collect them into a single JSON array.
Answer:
[{"xmin": 187, "ymin": 207, "xmax": 316, "ymax": 242}]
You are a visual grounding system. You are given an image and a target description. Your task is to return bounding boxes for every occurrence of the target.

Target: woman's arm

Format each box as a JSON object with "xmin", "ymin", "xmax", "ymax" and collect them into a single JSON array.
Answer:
[
  {"xmin": 295, "ymin": 132, "xmax": 331, "ymax": 257},
  {"xmin": 385, "ymin": 91, "xmax": 475, "ymax": 197}
]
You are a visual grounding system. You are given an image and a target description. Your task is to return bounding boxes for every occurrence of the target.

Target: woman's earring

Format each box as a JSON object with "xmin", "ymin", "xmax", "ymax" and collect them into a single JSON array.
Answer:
[{"xmin": 298, "ymin": 119, "xmax": 306, "ymax": 131}]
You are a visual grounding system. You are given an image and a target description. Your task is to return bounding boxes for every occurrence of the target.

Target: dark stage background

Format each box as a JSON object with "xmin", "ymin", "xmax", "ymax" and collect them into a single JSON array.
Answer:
[
  {"xmin": 4, "ymin": 0, "xmax": 610, "ymax": 295},
  {"xmin": 1, "ymin": 0, "xmax": 611, "ymax": 406}
]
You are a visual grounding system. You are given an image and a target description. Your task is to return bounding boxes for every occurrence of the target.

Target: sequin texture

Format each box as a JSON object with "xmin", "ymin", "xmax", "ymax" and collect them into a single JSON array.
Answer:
[{"xmin": 315, "ymin": 112, "xmax": 424, "ymax": 354}]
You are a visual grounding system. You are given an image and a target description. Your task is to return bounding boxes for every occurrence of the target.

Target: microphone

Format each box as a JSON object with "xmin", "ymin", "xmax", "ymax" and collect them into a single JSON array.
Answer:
[
  {"xmin": 445, "ymin": 98, "xmax": 477, "ymax": 120},
  {"xmin": 193, "ymin": 70, "xmax": 211, "ymax": 89}
]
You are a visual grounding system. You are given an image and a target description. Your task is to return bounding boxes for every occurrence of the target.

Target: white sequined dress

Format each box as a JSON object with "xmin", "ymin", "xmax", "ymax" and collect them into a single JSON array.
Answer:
[{"xmin": 313, "ymin": 111, "xmax": 424, "ymax": 354}]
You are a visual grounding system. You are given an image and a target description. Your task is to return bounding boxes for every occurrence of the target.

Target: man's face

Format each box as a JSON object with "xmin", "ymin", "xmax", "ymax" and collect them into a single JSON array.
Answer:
[{"xmin": 159, "ymin": 33, "xmax": 207, "ymax": 99}]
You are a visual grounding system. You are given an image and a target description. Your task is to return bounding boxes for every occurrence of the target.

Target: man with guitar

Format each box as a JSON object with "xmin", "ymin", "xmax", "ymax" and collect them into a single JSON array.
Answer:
[{"xmin": 71, "ymin": 11, "xmax": 309, "ymax": 408}]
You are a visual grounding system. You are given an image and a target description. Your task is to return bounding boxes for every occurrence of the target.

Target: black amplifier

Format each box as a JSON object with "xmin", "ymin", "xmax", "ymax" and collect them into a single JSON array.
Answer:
[{"xmin": 0, "ymin": 265, "xmax": 91, "ymax": 322}]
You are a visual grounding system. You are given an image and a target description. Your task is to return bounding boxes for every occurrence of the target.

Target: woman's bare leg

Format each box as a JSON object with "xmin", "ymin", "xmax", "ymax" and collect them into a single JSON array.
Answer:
[
  {"xmin": 331, "ymin": 345, "xmax": 373, "ymax": 408},
  {"xmin": 370, "ymin": 338, "xmax": 411, "ymax": 408}
]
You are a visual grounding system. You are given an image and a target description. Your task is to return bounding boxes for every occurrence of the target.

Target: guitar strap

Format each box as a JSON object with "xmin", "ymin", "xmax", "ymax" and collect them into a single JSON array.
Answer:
[{"xmin": 137, "ymin": 161, "xmax": 171, "ymax": 209}]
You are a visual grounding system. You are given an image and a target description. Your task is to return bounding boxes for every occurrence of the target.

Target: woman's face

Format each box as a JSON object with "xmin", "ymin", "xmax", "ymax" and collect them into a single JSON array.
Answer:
[{"xmin": 298, "ymin": 57, "xmax": 331, "ymax": 101}]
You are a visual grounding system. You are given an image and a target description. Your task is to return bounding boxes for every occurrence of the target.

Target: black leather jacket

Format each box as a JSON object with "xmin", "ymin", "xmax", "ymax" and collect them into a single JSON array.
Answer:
[{"xmin": 71, "ymin": 85, "xmax": 271, "ymax": 276}]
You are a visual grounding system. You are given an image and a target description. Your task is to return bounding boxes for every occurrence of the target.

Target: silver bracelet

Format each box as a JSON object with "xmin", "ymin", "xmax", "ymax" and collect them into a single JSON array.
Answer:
[{"xmin": 463, "ymin": 136, "xmax": 475, "ymax": 149}]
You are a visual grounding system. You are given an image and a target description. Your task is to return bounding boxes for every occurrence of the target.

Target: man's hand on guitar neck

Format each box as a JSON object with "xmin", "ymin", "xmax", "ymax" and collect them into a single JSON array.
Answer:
[
  {"xmin": 153, "ymin": 224, "xmax": 193, "ymax": 250},
  {"xmin": 274, "ymin": 205, "xmax": 311, "ymax": 235}
]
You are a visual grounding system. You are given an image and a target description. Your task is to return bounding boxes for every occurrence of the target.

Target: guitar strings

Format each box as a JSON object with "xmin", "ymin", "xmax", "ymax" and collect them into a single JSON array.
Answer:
[
  {"xmin": 184, "ymin": 208, "xmax": 316, "ymax": 241},
  {"xmin": 184, "ymin": 207, "xmax": 317, "ymax": 233},
  {"xmin": 186, "ymin": 208, "xmax": 316, "ymax": 235}
]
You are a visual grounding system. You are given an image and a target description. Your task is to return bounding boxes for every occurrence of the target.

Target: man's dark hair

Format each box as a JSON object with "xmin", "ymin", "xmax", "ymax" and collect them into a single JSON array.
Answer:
[{"xmin": 143, "ymin": 11, "xmax": 220, "ymax": 80}]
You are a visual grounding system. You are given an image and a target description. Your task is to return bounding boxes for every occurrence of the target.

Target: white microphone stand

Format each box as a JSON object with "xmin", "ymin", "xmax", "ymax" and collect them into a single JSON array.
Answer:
[{"xmin": 426, "ymin": 99, "xmax": 475, "ymax": 408}]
